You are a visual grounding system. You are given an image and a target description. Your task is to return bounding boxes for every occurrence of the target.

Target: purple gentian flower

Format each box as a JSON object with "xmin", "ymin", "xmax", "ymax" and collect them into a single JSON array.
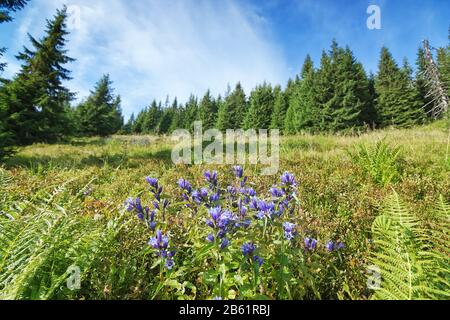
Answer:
[
  {"xmin": 253, "ymin": 255, "xmax": 264, "ymax": 267},
  {"xmin": 209, "ymin": 192, "xmax": 220, "ymax": 202},
  {"xmin": 270, "ymin": 187, "xmax": 285, "ymax": 198},
  {"xmin": 206, "ymin": 234, "xmax": 215, "ymax": 243},
  {"xmin": 233, "ymin": 166, "xmax": 244, "ymax": 178},
  {"xmin": 165, "ymin": 259, "xmax": 175, "ymax": 270},
  {"xmin": 178, "ymin": 178, "xmax": 192, "ymax": 194},
  {"xmin": 241, "ymin": 242, "xmax": 256, "ymax": 256},
  {"xmin": 204, "ymin": 170, "xmax": 218, "ymax": 186},
  {"xmin": 283, "ymin": 222, "xmax": 297, "ymax": 240},
  {"xmin": 326, "ymin": 241, "xmax": 335, "ymax": 252},
  {"xmin": 281, "ymin": 172, "xmax": 297, "ymax": 187},
  {"xmin": 209, "ymin": 207, "xmax": 222, "ymax": 221},
  {"xmin": 220, "ymin": 238, "xmax": 230, "ymax": 250},
  {"xmin": 304, "ymin": 237, "xmax": 318, "ymax": 251},
  {"xmin": 146, "ymin": 177, "xmax": 159, "ymax": 189}
]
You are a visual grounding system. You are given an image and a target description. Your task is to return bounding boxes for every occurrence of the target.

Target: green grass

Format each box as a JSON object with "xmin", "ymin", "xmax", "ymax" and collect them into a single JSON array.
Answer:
[{"xmin": 0, "ymin": 123, "xmax": 449, "ymax": 300}]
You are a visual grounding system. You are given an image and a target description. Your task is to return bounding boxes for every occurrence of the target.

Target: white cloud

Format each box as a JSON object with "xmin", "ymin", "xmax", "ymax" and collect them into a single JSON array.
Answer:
[{"xmin": 10, "ymin": 0, "xmax": 289, "ymax": 118}]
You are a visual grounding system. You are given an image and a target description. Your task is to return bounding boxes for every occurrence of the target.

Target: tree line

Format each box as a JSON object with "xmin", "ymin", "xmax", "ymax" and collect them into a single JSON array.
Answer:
[
  {"xmin": 128, "ymin": 40, "xmax": 449, "ymax": 135},
  {"xmin": 0, "ymin": 3, "xmax": 449, "ymax": 160}
]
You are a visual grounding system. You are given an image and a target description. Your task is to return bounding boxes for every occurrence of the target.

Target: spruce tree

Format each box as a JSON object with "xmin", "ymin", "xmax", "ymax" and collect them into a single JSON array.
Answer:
[
  {"xmin": 330, "ymin": 46, "xmax": 370, "ymax": 131},
  {"xmin": 0, "ymin": 6, "xmax": 73, "ymax": 144},
  {"xmin": 316, "ymin": 42, "xmax": 369, "ymax": 132},
  {"xmin": 314, "ymin": 50, "xmax": 334, "ymax": 131},
  {"xmin": 157, "ymin": 108, "xmax": 174, "ymax": 134},
  {"xmin": 133, "ymin": 108, "xmax": 147, "ymax": 133},
  {"xmin": 270, "ymin": 85, "xmax": 288, "ymax": 131},
  {"xmin": 169, "ymin": 97, "xmax": 182, "ymax": 132},
  {"xmin": 122, "ymin": 113, "xmax": 135, "ymax": 134},
  {"xmin": 217, "ymin": 83, "xmax": 247, "ymax": 130},
  {"xmin": 285, "ymin": 55, "xmax": 318, "ymax": 133},
  {"xmin": 183, "ymin": 95, "xmax": 199, "ymax": 132},
  {"xmin": 360, "ymin": 72, "xmax": 379, "ymax": 127},
  {"xmin": 243, "ymin": 82, "xmax": 274, "ymax": 129},
  {"xmin": 436, "ymin": 41, "xmax": 449, "ymax": 98},
  {"xmin": 142, "ymin": 100, "xmax": 162, "ymax": 133},
  {"xmin": 199, "ymin": 90, "xmax": 218, "ymax": 130},
  {"xmin": 375, "ymin": 47, "xmax": 424, "ymax": 127},
  {"xmin": 75, "ymin": 74, "xmax": 123, "ymax": 136}
]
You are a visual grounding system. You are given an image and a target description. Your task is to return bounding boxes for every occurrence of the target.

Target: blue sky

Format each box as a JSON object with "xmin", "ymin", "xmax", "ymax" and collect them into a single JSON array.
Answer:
[{"xmin": 0, "ymin": 0, "xmax": 449, "ymax": 119}]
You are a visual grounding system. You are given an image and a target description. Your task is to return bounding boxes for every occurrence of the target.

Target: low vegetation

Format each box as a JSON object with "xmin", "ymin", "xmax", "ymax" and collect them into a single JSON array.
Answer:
[{"xmin": 1, "ymin": 123, "xmax": 448, "ymax": 300}]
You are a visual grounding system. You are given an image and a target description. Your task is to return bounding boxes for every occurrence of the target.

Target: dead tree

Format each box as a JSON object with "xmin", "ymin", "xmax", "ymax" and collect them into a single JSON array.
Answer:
[{"xmin": 421, "ymin": 40, "xmax": 449, "ymax": 119}]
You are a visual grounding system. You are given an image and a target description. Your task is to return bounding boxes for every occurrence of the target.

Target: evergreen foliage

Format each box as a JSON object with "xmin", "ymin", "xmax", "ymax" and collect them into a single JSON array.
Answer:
[
  {"xmin": 0, "ymin": 7, "xmax": 73, "ymax": 145},
  {"xmin": 375, "ymin": 47, "xmax": 424, "ymax": 127},
  {"xmin": 75, "ymin": 75, "xmax": 123, "ymax": 136}
]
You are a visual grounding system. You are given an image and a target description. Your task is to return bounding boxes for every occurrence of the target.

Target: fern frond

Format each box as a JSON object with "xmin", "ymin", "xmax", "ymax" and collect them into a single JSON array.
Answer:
[{"xmin": 370, "ymin": 192, "xmax": 450, "ymax": 300}]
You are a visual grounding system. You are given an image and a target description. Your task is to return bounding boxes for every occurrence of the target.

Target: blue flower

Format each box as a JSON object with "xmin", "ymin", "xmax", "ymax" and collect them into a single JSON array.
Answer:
[
  {"xmin": 255, "ymin": 200, "xmax": 276, "ymax": 219},
  {"xmin": 281, "ymin": 172, "xmax": 297, "ymax": 187},
  {"xmin": 146, "ymin": 177, "xmax": 159, "ymax": 189},
  {"xmin": 220, "ymin": 238, "xmax": 230, "ymax": 250},
  {"xmin": 206, "ymin": 219, "xmax": 215, "ymax": 228},
  {"xmin": 326, "ymin": 241, "xmax": 335, "ymax": 252},
  {"xmin": 233, "ymin": 166, "xmax": 244, "ymax": 178},
  {"xmin": 204, "ymin": 170, "xmax": 218, "ymax": 186},
  {"xmin": 249, "ymin": 197, "xmax": 259, "ymax": 210},
  {"xmin": 246, "ymin": 188, "xmax": 257, "ymax": 197},
  {"xmin": 304, "ymin": 237, "xmax": 317, "ymax": 251},
  {"xmin": 212, "ymin": 296, "xmax": 222, "ymax": 300},
  {"xmin": 253, "ymin": 255, "xmax": 264, "ymax": 267},
  {"xmin": 149, "ymin": 230, "xmax": 169, "ymax": 250},
  {"xmin": 270, "ymin": 187, "xmax": 285, "ymax": 198},
  {"xmin": 206, "ymin": 234, "xmax": 215, "ymax": 243},
  {"xmin": 165, "ymin": 259, "xmax": 175, "ymax": 270},
  {"xmin": 192, "ymin": 188, "xmax": 208, "ymax": 204},
  {"xmin": 148, "ymin": 210, "xmax": 157, "ymax": 230},
  {"xmin": 149, "ymin": 230, "xmax": 175, "ymax": 269},
  {"xmin": 283, "ymin": 222, "xmax": 297, "ymax": 240},
  {"xmin": 125, "ymin": 197, "xmax": 150, "ymax": 222},
  {"xmin": 218, "ymin": 210, "xmax": 233, "ymax": 228},
  {"xmin": 240, "ymin": 206, "xmax": 248, "ymax": 217},
  {"xmin": 209, "ymin": 207, "xmax": 222, "ymax": 222},
  {"xmin": 227, "ymin": 186, "xmax": 237, "ymax": 196},
  {"xmin": 241, "ymin": 242, "xmax": 256, "ymax": 256},
  {"xmin": 337, "ymin": 242, "xmax": 345, "ymax": 250},
  {"xmin": 209, "ymin": 192, "xmax": 220, "ymax": 202},
  {"xmin": 178, "ymin": 178, "xmax": 192, "ymax": 194}
]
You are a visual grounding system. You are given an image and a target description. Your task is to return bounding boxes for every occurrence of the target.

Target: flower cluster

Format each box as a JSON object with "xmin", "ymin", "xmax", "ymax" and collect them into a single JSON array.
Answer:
[
  {"xmin": 126, "ymin": 166, "xmax": 348, "ymax": 286},
  {"xmin": 146, "ymin": 177, "xmax": 169, "ymax": 221},
  {"xmin": 178, "ymin": 178, "xmax": 193, "ymax": 200},
  {"xmin": 283, "ymin": 222, "xmax": 297, "ymax": 241},
  {"xmin": 241, "ymin": 242, "xmax": 264, "ymax": 267},
  {"xmin": 148, "ymin": 230, "xmax": 175, "ymax": 269},
  {"xmin": 326, "ymin": 241, "xmax": 345, "ymax": 252},
  {"xmin": 125, "ymin": 197, "xmax": 157, "ymax": 230},
  {"xmin": 304, "ymin": 237, "xmax": 318, "ymax": 251},
  {"xmin": 206, "ymin": 206, "xmax": 234, "ymax": 250}
]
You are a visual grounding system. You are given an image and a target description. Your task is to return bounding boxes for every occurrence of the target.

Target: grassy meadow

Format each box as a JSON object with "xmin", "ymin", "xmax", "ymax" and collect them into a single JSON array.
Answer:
[{"xmin": 0, "ymin": 122, "xmax": 449, "ymax": 300}]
